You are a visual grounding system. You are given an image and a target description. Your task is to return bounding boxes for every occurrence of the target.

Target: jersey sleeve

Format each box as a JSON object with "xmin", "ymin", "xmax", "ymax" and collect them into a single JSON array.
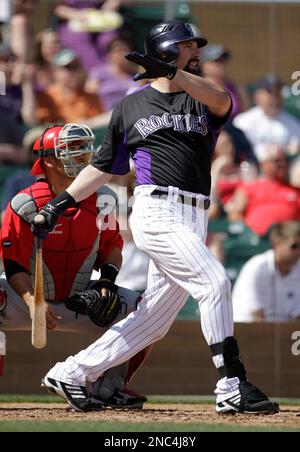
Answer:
[
  {"xmin": 0, "ymin": 203, "xmax": 34, "ymax": 272},
  {"xmin": 91, "ymin": 100, "xmax": 130, "ymax": 175},
  {"xmin": 205, "ymin": 91, "xmax": 233, "ymax": 131},
  {"xmin": 94, "ymin": 216, "xmax": 124, "ymax": 269}
]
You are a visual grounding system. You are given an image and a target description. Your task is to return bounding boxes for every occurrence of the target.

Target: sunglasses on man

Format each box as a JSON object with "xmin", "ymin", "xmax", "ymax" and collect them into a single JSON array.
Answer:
[{"xmin": 290, "ymin": 242, "xmax": 300, "ymax": 250}]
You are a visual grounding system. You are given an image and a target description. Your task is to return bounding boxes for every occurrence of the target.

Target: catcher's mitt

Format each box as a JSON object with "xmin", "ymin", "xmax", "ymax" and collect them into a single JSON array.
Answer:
[{"xmin": 65, "ymin": 281, "xmax": 120, "ymax": 327}]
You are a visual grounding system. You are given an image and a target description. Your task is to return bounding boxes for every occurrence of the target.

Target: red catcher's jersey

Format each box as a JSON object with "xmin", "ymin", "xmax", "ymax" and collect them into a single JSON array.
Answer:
[{"xmin": 0, "ymin": 181, "xmax": 123, "ymax": 301}]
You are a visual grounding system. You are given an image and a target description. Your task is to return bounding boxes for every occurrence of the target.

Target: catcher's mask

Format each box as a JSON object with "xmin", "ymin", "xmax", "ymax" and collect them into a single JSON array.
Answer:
[
  {"xmin": 32, "ymin": 123, "xmax": 96, "ymax": 178},
  {"xmin": 54, "ymin": 123, "xmax": 96, "ymax": 177}
]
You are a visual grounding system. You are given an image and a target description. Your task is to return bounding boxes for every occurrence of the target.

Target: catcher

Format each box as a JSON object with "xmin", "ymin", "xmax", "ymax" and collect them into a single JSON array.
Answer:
[{"xmin": 0, "ymin": 123, "xmax": 150, "ymax": 411}]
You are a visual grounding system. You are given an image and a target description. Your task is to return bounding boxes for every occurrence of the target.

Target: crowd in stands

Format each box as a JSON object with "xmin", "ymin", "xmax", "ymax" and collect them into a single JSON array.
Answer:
[{"xmin": 0, "ymin": 1, "xmax": 300, "ymax": 323}]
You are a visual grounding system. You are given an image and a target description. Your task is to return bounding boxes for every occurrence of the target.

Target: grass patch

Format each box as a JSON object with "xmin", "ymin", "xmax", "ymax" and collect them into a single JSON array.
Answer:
[
  {"xmin": 0, "ymin": 394, "xmax": 299, "ymax": 406},
  {"xmin": 147, "ymin": 395, "xmax": 215, "ymax": 404},
  {"xmin": 0, "ymin": 394, "xmax": 62, "ymax": 403},
  {"xmin": 0, "ymin": 420, "xmax": 299, "ymax": 432}
]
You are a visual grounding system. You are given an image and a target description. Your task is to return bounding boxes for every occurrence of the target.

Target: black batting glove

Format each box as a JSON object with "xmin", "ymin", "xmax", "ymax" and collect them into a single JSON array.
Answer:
[
  {"xmin": 31, "ymin": 191, "xmax": 76, "ymax": 240},
  {"xmin": 31, "ymin": 205, "xmax": 59, "ymax": 240},
  {"xmin": 126, "ymin": 52, "xmax": 177, "ymax": 81}
]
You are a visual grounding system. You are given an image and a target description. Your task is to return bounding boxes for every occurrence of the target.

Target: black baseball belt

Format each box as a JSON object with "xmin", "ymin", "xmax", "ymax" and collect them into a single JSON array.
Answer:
[{"xmin": 150, "ymin": 189, "xmax": 210, "ymax": 210}]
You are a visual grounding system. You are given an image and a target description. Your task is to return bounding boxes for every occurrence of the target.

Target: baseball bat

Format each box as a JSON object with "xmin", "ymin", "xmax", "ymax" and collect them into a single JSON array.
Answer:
[{"xmin": 32, "ymin": 214, "xmax": 47, "ymax": 349}]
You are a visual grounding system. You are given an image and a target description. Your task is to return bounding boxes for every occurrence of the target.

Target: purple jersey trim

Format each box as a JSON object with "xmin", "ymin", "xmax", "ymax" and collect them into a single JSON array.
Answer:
[
  {"xmin": 111, "ymin": 130, "xmax": 130, "ymax": 174},
  {"xmin": 132, "ymin": 148, "xmax": 153, "ymax": 185},
  {"xmin": 126, "ymin": 83, "xmax": 151, "ymax": 96}
]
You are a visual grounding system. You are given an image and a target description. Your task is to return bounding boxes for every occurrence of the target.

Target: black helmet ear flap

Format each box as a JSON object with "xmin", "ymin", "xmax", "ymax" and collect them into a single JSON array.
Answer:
[{"xmin": 159, "ymin": 43, "xmax": 180, "ymax": 63}]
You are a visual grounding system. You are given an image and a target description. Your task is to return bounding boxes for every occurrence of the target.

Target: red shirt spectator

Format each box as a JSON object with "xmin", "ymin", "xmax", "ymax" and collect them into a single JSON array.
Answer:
[
  {"xmin": 238, "ymin": 178, "xmax": 300, "ymax": 235},
  {"xmin": 217, "ymin": 178, "xmax": 241, "ymax": 206},
  {"xmin": 228, "ymin": 144, "xmax": 300, "ymax": 235}
]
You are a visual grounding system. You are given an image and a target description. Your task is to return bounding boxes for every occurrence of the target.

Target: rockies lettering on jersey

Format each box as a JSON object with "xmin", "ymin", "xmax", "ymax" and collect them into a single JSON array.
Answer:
[
  {"xmin": 92, "ymin": 84, "xmax": 231, "ymax": 195},
  {"xmin": 134, "ymin": 113, "xmax": 208, "ymax": 139}
]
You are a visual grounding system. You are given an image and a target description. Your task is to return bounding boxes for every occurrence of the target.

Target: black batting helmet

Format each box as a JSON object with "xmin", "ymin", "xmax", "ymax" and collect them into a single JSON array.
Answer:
[{"xmin": 144, "ymin": 20, "xmax": 207, "ymax": 63}]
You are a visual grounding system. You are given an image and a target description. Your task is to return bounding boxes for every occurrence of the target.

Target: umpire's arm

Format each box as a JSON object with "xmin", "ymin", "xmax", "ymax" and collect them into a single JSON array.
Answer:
[{"xmin": 174, "ymin": 70, "xmax": 232, "ymax": 117}]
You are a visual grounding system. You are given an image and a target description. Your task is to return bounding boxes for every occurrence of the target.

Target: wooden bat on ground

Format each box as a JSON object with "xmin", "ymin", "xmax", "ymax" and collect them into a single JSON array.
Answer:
[{"xmin": 32, "ymin": 214, "xmax": 47, "ymax": 349}]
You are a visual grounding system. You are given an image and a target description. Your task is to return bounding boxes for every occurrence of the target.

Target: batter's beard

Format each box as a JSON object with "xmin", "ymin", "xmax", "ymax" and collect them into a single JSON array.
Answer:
[{"xmin": 184, "ymin": 60, "xmax": 202, "ymax": 76}]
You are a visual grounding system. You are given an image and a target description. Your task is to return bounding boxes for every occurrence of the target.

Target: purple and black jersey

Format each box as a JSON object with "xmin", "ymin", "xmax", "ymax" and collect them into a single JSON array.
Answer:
[{"xmin": 91, "ymin": 84, "xmax": 231, "ymax": 195}]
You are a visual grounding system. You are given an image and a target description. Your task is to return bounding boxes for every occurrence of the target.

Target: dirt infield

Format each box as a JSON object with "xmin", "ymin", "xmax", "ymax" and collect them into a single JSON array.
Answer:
[{"xmin": 0, "ymin": 403, "xmax": 299, "ymax": 429}]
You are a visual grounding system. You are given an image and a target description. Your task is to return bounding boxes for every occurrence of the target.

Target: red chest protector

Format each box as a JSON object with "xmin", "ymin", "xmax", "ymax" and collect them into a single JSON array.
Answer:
[{"xmin": 29, "ymin": 182, "xmax": 100, "ymax": 301}]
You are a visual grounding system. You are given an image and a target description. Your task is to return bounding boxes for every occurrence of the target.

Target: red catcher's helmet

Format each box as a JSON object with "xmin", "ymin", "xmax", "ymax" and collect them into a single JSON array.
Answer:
[
  {"xmin": 31, "ymin": 125, "xmax": 64, "ymax": 176},
  {"xmin": 31, "ymin": 124, "xmax": 95, "ymax": 177}
]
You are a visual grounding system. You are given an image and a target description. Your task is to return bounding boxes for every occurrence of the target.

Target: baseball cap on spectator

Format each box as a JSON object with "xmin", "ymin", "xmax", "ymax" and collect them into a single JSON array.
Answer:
[
  {"xmin": 52, "ymin": 48, "xmax": 79, "ymax": 68},
  {"xmin": 255, "ymin": 74, "xmax": 284, "ymax": 92},
  {"xmin": 200, "ymin": 44, "xmax": 230, "ymax": 63}
]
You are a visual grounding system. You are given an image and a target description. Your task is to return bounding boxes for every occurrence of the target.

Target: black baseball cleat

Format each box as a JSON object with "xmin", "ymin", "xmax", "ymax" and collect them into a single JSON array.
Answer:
[
  {"xmin": 41, "ymin": 376, "xmax": 104, "ymax": 412},
  {"xmin": 216, "ymin": 381, "xmax": 279, "ymax": 415},
  {"xmin": 102, "ymin": 388, "xmax": 147, "ymax": 409}
]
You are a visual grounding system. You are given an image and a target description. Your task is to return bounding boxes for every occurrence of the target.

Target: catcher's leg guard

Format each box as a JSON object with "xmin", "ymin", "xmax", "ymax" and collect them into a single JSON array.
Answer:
[
  {"xmin": 90, "ymin": 361, "xmax": 129, "ymax": 401},
  {"xmin": 125, "ymin": 344, "xmax": 153, "ymax": 385},
  {"xmin": 89, "ymin": 345, "xmax": 153, "ymax": 408}
]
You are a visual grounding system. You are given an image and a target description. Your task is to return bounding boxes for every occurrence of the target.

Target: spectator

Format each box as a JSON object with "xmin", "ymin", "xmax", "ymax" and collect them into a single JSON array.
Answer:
[
  {"xmin": 55, "ymin": 0, "xmax": 124, "ymax": 72},
  {"xmin": 10, "ymin": 0, "xmax": 35, "ymax": 63},
  {"xmin": 227, "ymin": 144, "xmax": 300, "ymax": 236},
  {"xmin": 0, "ymin": 45, "xmax": 22, "ymax": 119},
  {"xmin": 209, "ymin": 130, "xmax": 257, "ymax": 219},
  {"xmin": 0, "ymin": 0, "xmax": 11, "ymax": 43},
  {"xmin": 0, "ymin": 45, "xmax": 33, "ymax": 163},
  {"xmin": 34, "ymin": 28, "xmax": 62, "ymax": 91},
  {"xmin": 0, "ymin": 111, "xmax": 25, "ymax": 164},
  {"xmin": 0, "ymin": 44, "xmax": 36, "ymax": 127},
  {"xmin": 85, "ymin": 36, "xmax": 137, "ymax": 111},
  {"xmin": 36, "ymin": 48, "xmax": 111, "ymax": 127},
  {"xmin": 224, "ymin": 122, "xmax": 257, "ymax": 164},
  {"xmin": 233, "ymin": 221, "xmax": 300, "ymax": 322},
  {"xmin": 290, "ymin": 157, "xmax": 300, "ymax": 189},
  {"xmin": 201, "ymin": 44, "xmax": 249, "ymax": 119},
  {"xmin": 233, "ymin": 74, "xmax": 300, "ymax": 159}
]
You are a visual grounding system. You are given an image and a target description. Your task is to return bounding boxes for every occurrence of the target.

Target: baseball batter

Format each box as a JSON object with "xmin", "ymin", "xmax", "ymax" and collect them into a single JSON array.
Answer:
[{"xmin": 34, "ymin": 21, "xmax": 278, "ymax": 414}]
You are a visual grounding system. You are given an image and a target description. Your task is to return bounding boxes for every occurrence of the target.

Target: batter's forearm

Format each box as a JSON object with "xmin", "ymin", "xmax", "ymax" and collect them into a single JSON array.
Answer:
[
  {"xmin": 33, "ymin": 166, "xmax": 112, "ymax": 239},
  {"xmin": 67, "ymin": 165, "xmax": 112, "ymax": 203},
  {"xmin": 174, "ymin": 70, "xmax": 231, "ymax": 116}
]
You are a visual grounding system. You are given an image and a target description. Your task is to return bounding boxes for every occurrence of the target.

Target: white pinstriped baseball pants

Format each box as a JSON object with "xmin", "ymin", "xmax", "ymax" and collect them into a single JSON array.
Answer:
[{"xmin": 47, "ymin": 186, "xmax": 238, "ymax": 398}]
